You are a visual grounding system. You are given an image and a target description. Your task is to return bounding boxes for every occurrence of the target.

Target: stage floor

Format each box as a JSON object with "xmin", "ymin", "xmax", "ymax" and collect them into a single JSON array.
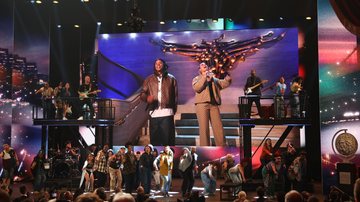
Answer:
[{"xmin": 10, "ymin": 178, "xmax": 323, "ymax": 202}]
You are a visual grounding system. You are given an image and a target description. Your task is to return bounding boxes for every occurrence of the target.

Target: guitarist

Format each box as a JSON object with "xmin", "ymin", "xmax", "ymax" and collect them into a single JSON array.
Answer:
[
  {"xmin": 244, "ymin": 69, "xmax": 264, "ymax": 118},
  {"xmin": 78, "ymin": 75, "xmax": 99, "ymax": 119}
]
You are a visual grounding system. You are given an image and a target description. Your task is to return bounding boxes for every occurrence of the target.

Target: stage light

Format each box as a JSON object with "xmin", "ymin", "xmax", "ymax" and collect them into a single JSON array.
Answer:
[
  {"xmin": 57, "ymin": 25, "xmax": 61, "ymax": 28},
  {"xmin": 228, "ymin": 18, "xmax": 233, "ymax": 22},
  {"xmin": 30, "ymin": 0, "xmax": 35, "ymax": 3},
  {"xmin": 186, "ymin": 19, "xmax": 191, "ymax": 23},
  {"xmin": 212, "ymin": 18, "xmax": 218, "ymax": 23},
  {"xmin": 279, "ymin": 17, "xmax": 283, "ymax": 20},
  {"xmin": 97, "ymin": 22, "xmax": 102, "ymax": 26},
  {"xmin": 129, "ymin": 33, "xmax": 137, "ymax": 39},
  {"xmin": 36, "ymin": 0, "xmax": 42, "ymax": 4},
  {"xmin": 102, "ymin": 34, "xmax": 109, "ymax": 40},
  {"xmin": 74, "ymin": 24, "xmax": 80, "ymax": 28},
  {"xmin": 53, "ymin": 0, "xmax": 59, "ymax": 3},
  {"xmin": 81, "ymin": 0, "xmax": 90, "ymax": 2},
  {"xmin": 173, "ymin": 20, "xmax": 177, "ymax": 24},
  {"xmin": 159, "ymin": 21, "xmax": 165, "ymax": 25},
  {"xmin": 201, "ymin": 19, "xmax": 205, "ymax": 23},
  {"xmin": 306, "ymin": 16, "xmax": 312, "ymax": 20},
  {"xmin": 117, "ymin": 23, "xmax": 123, "ymax": 26},
  {"xmin": 259, "ymin": 18, "xmax": 264, "ymax": 22}
]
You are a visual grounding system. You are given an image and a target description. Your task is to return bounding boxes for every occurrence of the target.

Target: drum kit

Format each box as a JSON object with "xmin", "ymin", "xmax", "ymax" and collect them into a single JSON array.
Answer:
[{"xmin": 47, "ymin": 148, "xmax": 81, "ymax": 178}]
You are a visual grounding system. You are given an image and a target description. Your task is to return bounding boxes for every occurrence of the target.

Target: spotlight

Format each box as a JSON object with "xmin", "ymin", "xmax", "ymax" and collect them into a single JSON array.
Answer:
[
  {"xmin": 81, "ymin": 0, "xmax": 89, "ymax": 2},
  {"xmin": 259, "ymin": 18, "xmax": 264, "ymax": 22},
  {"xmin": 200, "ymin": 19, "xmax": 205, "ymax": 23},
  {"xmin": 306, "ymin": 16, "xmax": 312, "ymax": 20},
  {"xmin": 57, "ymin": 25, "xmax": 61, "ymax": 28},
  {"xmin": 279, "ymin": 17, "xmax": 283, "ymax": 20},
  {"xmin": 30, "ymin": 0, "xmax": 35, "ymax": 3},
  {"xmin": 212, "ymin": 18, "xmax": 218, "ymax": 23},
  {"xmin": 53, "ymin": 0, "xmax": 59, "ymax": 3},
  {"xmin": 97, "ymin": 22, "xmax": 102, "ymax": 26},
  {"xmin": 36, "ymin": 0, "xmax": 42, "ymax": 4},
  {"xmin": 159, "ymin": 21, "xmax": 165, "ymax": 25},
  {"xmin": 173, "ymin": 20, "xmax": 177, "ymax": 24},
  {"xmin": 117, "ymin": 23, "xmax": 123, "ymax": 26},
  {"xmin": 74, "ymin": 24, "xmax": 80, "ymax": 28}
]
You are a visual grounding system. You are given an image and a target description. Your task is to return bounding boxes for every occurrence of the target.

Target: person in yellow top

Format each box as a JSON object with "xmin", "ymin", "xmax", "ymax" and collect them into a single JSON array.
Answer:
[{"xmin": 153, "ymin": 146, "xmax": 173, "ymax": 197}]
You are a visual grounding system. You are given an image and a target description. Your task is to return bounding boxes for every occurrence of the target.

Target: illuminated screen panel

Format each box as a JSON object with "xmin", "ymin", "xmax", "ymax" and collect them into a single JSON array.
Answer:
[
  {"xmin": 318, "ymin": 0, "xmax": 360, "ymax": 194},
  {"xmin": 98, "ymin": 28, "xmax": 298, "ymax": 104}
]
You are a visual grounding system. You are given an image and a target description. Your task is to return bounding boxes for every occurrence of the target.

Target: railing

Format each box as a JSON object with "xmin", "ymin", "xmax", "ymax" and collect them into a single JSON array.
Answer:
[
  {"xmin": 238, "ymin": 94, "xmax": 308, "ymax": 119},
  {"xmin": 32, "ymin": 97, "xmax": 115, "ymax": 120}
]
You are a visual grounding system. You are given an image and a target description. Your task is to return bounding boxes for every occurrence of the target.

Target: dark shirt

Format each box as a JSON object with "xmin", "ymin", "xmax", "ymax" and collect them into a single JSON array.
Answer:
[
  {"xmin": 139, "ymin": 152, "xmax": 155, "ymax": 170},
  {"xmin": 245, "ymin": 75, "xmax": 262, "ymax": 95},
  {"xmin": 123, "ymin": 152, "xmax": 136, "ymax": 175}
]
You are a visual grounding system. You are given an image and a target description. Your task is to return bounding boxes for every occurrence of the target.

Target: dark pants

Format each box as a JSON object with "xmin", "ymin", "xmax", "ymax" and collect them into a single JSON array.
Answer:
[
  {"xmin": 150, "ymin": 115, "xmax": 175, "ymax": 146},
  {"xmin": 34, "ymin": 171, "xmax": 46, "ymax": 191},
  {"xmin": 123, "ymin": 173, "xmax": 136, "ymax": 193},
  {"xmin": 247, "ymin": 96, "xmax": 262, "ymax": 118},
  {"xmin": 181, "ymin": 168, "xmax": 195, "ymax": 195},
  {"xmin": 95, "ymin": 171, "xmax": 107, "ymax": 188},
  {"xmin": 42, "ymin": 99, "xmax": 53, "ymax": 119},
  {"xmin": 81, "ymin": 98, "xmax": 94, "ymax": 119},
  {"xmin": 141, "ymin": 167, "xmax": 152, "ymax": 194}
]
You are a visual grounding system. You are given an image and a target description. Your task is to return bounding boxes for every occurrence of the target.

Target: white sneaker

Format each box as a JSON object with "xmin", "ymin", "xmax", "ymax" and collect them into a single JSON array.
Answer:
[{"xmin": 78, "ymin": 116, "xmax": 83, "ymax": 120}]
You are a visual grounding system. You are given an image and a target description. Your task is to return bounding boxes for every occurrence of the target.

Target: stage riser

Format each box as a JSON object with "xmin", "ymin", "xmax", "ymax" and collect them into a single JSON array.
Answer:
[{"xmin": 175, "ymin": 113, "xmax": 300, "ymax": 147}]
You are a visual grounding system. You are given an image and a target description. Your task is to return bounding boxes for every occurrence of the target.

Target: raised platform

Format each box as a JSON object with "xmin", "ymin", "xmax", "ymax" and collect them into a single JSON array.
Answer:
[
  {"xmin": 33, "ymin": 119, "xmax": 115, "ymax": 126},
  {"xmin": 239, "ymin": 118, "xmax": 311, "ymax": 126}
]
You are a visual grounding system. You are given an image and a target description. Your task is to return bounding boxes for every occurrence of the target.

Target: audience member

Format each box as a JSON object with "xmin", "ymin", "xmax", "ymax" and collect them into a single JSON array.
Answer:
[
  {"xmin": 285, "ymin": 190, "xmax": 303, "ymax": 202},
  {"xmin": 113, "ymin": 192, "xmax": 135, "ymax": 202}
]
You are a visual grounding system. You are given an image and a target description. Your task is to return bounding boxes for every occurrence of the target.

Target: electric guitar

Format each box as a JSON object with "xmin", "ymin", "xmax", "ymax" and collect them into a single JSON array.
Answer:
[
  {"xmin": 79, "ymin": 89, "xmax": 101, "ymax": 100},
  {"xmin": 245, "ymin": 80, "xmax": 268, "ymax": 94}
]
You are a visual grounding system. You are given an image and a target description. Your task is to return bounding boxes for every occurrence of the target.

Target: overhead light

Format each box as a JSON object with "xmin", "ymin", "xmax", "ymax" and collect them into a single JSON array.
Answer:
[
  {"xmin": 306, "ymin": 16, "xmax": 312, "ymax": 20},
  {"xmin": 160, "ymin": 21, "xmax": 165, "ymax": 25},
  {"xmin": 30, "ymin": 0, "xmax": 35, "ymax": 3},
  {"xmin": 36, "ymin": 0, "xmax": 42, "ymax": 4},
  {"xmin": 57, "ymin": 25, "xmax": 61, "ymax": 28},
  {"xmin": 53, "ymin": 0, "xmax": 59, "ymax": 3},
  {"xmin": 279, "ymin": 17, "xmax": 283, "ymax": 20},
  {"xmin": 212, "ymin": 18, "xmax": 218, "ymax": 23},
  {"xmin": 200, "ymin": 19, "xmax": 205, "ymax": 23},
  {"xmin": 97, "ymin": 22, "xmax": 102, "ymax": 26},
  {"xmin": 173, "ymin": 20, "xmax": 177, "ymax": 24},
  {"xmin": 117, "ymin": 23, "xmax": 123, "ymax": 26},
  {"xmin": 81, "ymin": 0, "xmax": 89, "ymax": 2},
  {"xmin": 74, "ymin": 24, "xmax": 80, "ymax": 28},
  {"xmin": 259, "ymin": 18, "xmax": 264, "ymax": 22}
]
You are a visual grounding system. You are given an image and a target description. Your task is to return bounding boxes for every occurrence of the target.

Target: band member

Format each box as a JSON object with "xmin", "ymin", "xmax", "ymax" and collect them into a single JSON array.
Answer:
[
  {"xmin": 178, "ymin": 147, "xmax": 194, "ymax": 197},
  {"xmin": 244, "ymin": 69, "xmax": 266, "ymax": 118},
  {"xmin": 53, "ymin": 81, "xmax": 63, "ymax": 98},
  {"xmin": 274, "ymin": 76, "xmax": 286, "ymax": 119},
  {"xmin": 31, "ymin": 150, "xmax": 47, "ymax": 191},
  {"xmin": 78, "ymin": 75, "xmax": 99, "ymax": 119},
  {"xmin": 192, "ymin": 62, "xmax": 231, "ymax": 146},
  {"xmin": 290, "ymin": 77, "xmax": 303, "ymax": 118},
  {"xmin": 122, "ymin": 142, "xmax": 136, "ymax": 193},
  {"xmin": 140, "ymin": 59, "xmax": 178, "ymax": 146},
  {"xmin": 80, "ymin": 153, "xmax": 95, "ymax": 192},
  {"xmin": 201, "ymin": 162, "xmax": 218, "ymax": 196},
  {"xmin": 93, "ymin": 144, "xmax": 109, "ymax": 188},
  {"xmin": 139, "ymin": 144, "xmax": 154, "ymax": 194},
  {"xmin": 108, "ymin": 151, "xmax": 123, "ymax": 192},
  {"xmin": 0, "ymin": 143, "xmax": 19, "ymax": 187},
  {"xmin": 36, "ymin": 82, "xmax": 54, "ymax": 119}
]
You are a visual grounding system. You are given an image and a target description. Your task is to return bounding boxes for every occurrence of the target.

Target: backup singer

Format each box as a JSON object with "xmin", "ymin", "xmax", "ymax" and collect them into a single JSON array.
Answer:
[
  {"xmin": 192, "ymin": 62, "xmax": 231, "ymax": 146},
  {"xmin": 274, "ymin": 76, "xmax": 286, "ymax": 119},
  {"xmin": 140, "ymin": 59, "xmax": 178, "ymax": 146}
]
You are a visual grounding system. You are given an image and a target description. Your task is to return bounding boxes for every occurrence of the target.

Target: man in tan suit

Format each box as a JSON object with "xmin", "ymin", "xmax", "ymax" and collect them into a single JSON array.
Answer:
[{"xmin": 192, "ymin": 63, "xmax": 231, "ymax": 146}]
